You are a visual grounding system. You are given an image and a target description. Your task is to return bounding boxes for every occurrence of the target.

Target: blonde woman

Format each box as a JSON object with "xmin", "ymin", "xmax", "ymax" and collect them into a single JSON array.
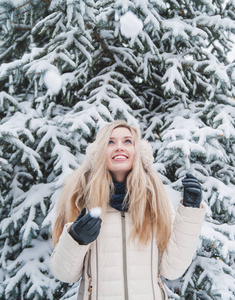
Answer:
[{"xmin": 50, "ymin": 120, "xmax": 205, "ymax": 300}]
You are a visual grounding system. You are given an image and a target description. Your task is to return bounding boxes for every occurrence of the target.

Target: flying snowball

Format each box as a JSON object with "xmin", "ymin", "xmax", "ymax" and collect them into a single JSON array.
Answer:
[
  {"xmin": 120, "ymin": 11, "xmax": 143, "ymax": 39},
  {"xmin": 89, "ymin": 207, "xmax": 102, "ymax": 218},
  {"xmin": 44, "ymin": 69, "xmax": 62, "ymax": 95}
]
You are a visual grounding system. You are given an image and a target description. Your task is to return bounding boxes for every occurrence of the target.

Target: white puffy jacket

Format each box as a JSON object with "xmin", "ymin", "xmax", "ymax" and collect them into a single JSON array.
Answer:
[{"xmin": 50, "ymin": 203, "xmax": 205, "ymax": 300}]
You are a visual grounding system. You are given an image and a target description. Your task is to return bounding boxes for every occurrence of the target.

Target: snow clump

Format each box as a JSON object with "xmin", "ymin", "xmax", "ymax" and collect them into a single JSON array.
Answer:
[
  {"xmin": 89, "ymin": 207, "xmax": 102, "ymax": 218},
  {"xmin": 43, "ymin": 69, "xmax": 62, "ymax": 95},
  {"xmin": 120, "ymin": 11, "xmax": 143, "ymax": 39}
]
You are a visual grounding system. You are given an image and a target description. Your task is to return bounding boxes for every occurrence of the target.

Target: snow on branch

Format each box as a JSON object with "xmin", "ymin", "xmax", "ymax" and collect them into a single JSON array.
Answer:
[
  {"xmin": 162, "ymin": 56, "xmax": 189, "ymax": 95},
  {"xmin": 35, "ymin": 122, "xmax": 79, "ymax": 174},
  {"xmin": 195, "ymin": 14, "xmax": 235, "ymax": 32},
  {"xmin": 32, "ymin": 11, "xmax": 62, "ymax": 35},
  {"xmin": 0, "ymin": 123, "xmax": 42, "ymax": 176},
  {"xmin": 0, "ymin": 91, "xmax": 22, "ymax": 112},
  {"xmin": 0, "ymin": 182, "xmax": 53, "ymax": 239},
  {"xmin": 196, "ymin": 257, "xmax": 235, "ymax": 299},
  {"xmin": 3, "ymin": 239, "xmax": 52, "ymax": 299}
]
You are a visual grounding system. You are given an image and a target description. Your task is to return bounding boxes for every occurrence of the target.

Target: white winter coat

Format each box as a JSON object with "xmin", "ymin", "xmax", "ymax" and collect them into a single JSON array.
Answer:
[{"xmin": 50, "ymin": 203, "xmax": 205, "ymax": 300}]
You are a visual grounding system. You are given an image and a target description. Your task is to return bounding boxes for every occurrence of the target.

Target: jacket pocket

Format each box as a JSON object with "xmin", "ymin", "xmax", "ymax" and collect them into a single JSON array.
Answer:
[{"xmin": 157, "ymin": 274, "xmax": 168, "ymax": 300}]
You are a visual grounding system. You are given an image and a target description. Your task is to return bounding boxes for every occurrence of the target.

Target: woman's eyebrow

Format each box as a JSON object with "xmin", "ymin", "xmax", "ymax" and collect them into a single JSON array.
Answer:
[{"xmin": 109, "ymin": 136, "xmax": 133, "ymax": 139}]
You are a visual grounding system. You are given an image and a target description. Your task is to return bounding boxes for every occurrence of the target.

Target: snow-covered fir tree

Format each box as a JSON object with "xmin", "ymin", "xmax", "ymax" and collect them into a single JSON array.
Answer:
[{"xmin": 0, "ymin": 0, "xmax": 234, "ymax": 299}]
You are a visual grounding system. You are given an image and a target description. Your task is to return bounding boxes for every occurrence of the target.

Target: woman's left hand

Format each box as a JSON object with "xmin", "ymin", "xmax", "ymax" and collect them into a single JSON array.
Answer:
[{"xmin": 182, "ymin": 173, "xmax": 202, "ymax": 208}]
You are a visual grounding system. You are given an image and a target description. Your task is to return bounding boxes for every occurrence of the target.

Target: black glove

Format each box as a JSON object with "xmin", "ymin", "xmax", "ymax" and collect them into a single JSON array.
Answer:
[
  {"xmin": 182, "ymin": 173, "xmax": 202, "ymax": 208},
  {"xmin": 69, "ymin": 207, "xmax": 102, "ymax": 245}
]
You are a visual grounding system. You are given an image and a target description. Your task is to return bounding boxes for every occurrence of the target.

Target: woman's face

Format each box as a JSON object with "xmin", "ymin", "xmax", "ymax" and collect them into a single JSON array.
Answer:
[{"xmin": 106, "ymin": 127, "xmax": 135, "ymax": 182}]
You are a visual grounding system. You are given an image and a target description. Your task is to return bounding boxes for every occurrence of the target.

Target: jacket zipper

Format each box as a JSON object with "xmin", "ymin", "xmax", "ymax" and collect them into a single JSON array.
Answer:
[
  {"xmin": 151, "ymin": 233, "xmax": 156, "ymax": 299},
  {"xmin": 87, "ymin": 249, "xmax": 92, "ymax": 300},
  {"xmin": 121, "ymin": 211, "xmax": 129, "ymax": 300}
]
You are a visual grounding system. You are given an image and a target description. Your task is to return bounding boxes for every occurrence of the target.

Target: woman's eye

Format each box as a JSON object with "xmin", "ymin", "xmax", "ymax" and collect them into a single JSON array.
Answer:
[
  {"xmin": 125, "ymin": 139, "xmax": 132, "ymax": 144},
  {"xmin": 108, "ymin": 140, "xmax": 114, "ymax": 145}
]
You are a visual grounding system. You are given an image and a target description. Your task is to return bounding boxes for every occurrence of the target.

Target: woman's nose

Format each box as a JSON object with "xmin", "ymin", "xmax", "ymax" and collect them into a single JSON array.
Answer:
[{"xmin": 115, "ymin": 141, "xmax": 124, "ymax": 150}]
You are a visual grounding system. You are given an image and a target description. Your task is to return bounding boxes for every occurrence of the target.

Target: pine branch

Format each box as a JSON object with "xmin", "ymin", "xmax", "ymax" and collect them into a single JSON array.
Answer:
[
  {"xmin": 13, "ymin": 23, "xmax": 31, "ymax": 31},
  {"xmin": 0, "ymin": 0, "xmax": 34, "ymax": 16},
  {"xmin": 0, "ymin": 0, "xmax": 50, "ymax": 23},
  {"xmin": 0, "ymin": 31, "xmax": 30, "ymax": 61},
  {"xmin": 93, "ymin": 28, "xmax": 114, "ymax": 61},
  {"xmin": 85, "ymin": 23, "xmax": 114, "ymax": 61}
]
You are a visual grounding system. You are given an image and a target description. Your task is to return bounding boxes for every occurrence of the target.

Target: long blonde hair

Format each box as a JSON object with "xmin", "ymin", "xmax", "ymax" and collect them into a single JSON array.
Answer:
[{"xmin": 52, "ymin": 120, "xmax": 172, "ymax": 251}]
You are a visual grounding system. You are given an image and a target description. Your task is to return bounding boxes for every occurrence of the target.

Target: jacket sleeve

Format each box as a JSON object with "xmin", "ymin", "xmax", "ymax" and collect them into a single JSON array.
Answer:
[
  {"xmin": 160, "ymin": 202, "xmax": 206, "ymax": 280},
  {"xmin": 50, "ymin": 222, "xmax": 90, "ymax": 283}
]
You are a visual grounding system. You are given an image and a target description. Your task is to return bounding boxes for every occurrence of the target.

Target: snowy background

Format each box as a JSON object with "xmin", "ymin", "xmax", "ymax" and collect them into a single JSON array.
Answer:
[{"xmin": 0, "ymin": 0, "xmax": 235, "ymax": 299}]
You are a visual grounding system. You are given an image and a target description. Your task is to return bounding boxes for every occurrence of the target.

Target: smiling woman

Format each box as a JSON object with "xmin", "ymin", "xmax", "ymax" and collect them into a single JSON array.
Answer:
[{"xmin": 50, "ymin": 120, "xmax": 206, "ymax": 300}]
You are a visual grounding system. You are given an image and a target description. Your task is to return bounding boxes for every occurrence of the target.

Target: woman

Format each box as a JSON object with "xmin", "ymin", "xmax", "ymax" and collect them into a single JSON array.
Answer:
[{"xmin": 50, "ymin": 120, "xmax": 205, "ymax": 300}]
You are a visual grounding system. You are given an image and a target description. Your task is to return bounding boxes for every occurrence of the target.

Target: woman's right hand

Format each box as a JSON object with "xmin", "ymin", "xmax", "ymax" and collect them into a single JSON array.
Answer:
[{"xmin": 69, "ymin": 207, "xmax": 102, "ymax": 245}]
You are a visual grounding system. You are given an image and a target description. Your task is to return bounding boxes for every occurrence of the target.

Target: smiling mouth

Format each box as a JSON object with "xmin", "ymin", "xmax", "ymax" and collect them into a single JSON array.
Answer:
[{"xmin": 112, "ymin": 155, "xmax": 128, "ymax": 160}]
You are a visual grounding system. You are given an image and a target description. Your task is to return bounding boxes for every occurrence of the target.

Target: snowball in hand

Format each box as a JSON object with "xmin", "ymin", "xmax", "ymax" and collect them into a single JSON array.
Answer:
[
  {"xmin": 43, "ymin": 69, "xmax": 62, "ymax": 95},
  {"xmin": 89, "ymin": 207, "xmax": 102, "ymax": 218},
  {"xmin": 120, "ymin": 11, "xmax": 143, "ymax": 39}
]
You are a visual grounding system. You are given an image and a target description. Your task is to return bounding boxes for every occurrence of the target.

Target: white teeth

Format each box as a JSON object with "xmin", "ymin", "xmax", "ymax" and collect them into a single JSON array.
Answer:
[{"xmin": 114, "ymin": 155, "xmax": 127, "ymax": 159}]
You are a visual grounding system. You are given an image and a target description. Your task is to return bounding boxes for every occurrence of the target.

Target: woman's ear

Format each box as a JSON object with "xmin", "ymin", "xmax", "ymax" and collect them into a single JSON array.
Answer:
[{"xmin": 139, "ymin": 140, "xmax": 154, "ymax": 171}]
